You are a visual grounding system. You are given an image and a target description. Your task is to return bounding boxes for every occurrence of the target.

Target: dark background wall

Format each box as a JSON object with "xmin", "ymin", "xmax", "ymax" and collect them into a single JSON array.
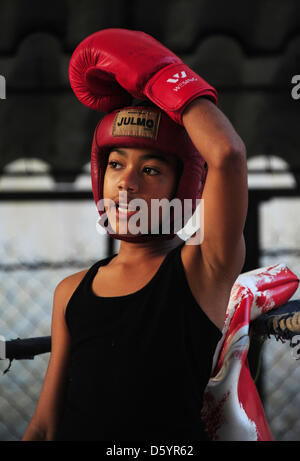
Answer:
[{"xmin": 1, "ymin": 0, "xmax": 300, "ymax": 184}]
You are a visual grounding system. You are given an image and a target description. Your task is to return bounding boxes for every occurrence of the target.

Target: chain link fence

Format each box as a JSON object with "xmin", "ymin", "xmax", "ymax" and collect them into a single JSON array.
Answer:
[
  {"xmin": 0, "ymin": 200, "xmax": 112, "ymax": 440},
  {"xmin": 259, "ymin": 197, "xmax": 300, "ymax": 441},
  {"xmin": 0, "ymin": 197, "xmax": 299, "ymax": 440}
]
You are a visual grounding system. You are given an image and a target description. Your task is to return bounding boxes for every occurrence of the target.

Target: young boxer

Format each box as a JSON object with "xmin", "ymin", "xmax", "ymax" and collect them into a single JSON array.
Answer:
[{"xmin": 22, "ymin": 29, "xmax": 247, "ymax": 441}]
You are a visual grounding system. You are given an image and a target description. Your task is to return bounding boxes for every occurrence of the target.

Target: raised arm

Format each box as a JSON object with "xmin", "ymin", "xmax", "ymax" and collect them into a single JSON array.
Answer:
[{"xmin": 182, "ymin": 97, "xmax": 248, "ymax": 279}]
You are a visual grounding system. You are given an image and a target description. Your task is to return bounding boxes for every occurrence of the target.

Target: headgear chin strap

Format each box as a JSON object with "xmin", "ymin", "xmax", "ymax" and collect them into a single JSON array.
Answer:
[{"xmin": 91, "ymin": 106, "xmax": 207, "ymax": 243}]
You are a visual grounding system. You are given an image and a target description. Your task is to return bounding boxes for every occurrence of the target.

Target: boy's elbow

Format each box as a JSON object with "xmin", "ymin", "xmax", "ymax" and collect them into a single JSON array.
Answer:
[{"xmin": 212, "ymin": 142, "xmax": 247, "ymax": 170}]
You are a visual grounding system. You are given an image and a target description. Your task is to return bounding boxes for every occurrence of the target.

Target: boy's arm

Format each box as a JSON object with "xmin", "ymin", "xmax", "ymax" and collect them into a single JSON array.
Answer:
[
  {"xmin": 182, "ymin": 97, "xmax": 248, "ymax": 281},
  {"xmin": 21, "ymin": 273, "xmax": 82, "ymax": 441}
]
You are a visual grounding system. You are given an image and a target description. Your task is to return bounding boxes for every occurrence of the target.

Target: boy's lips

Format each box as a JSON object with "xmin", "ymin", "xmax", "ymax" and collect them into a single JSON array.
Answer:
[
  {"xmin": 116, "ymin": 206, "xmax": 138, "ymax": 219},
  {"xmin": 109, "ymin": 199, "xmax": 141, "ymax": 219}
]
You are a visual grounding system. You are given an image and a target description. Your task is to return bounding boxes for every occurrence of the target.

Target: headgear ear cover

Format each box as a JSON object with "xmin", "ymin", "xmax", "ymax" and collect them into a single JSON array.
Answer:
[{"xmin": 91, "ymin": 105, "xmax": 208, "ymax": 242}]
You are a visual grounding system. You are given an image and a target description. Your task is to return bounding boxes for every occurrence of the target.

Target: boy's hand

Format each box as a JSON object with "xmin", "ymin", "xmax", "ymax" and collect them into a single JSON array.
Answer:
[{"xmin": 69, "ymin": 28, "xmax": 218, "ymax": 125}]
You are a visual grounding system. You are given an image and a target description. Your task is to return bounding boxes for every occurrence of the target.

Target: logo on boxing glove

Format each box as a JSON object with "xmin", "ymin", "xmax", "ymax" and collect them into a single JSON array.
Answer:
[
  {"xmin": 166, "ymin": 71, "xmax": 187, "ymax": 84},
  {"xmin": 166, "ymin": 69, "xmax": 198, "ymax": 93}
]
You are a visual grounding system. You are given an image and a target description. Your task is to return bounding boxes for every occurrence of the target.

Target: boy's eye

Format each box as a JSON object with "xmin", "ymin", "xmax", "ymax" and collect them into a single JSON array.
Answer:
[
  {"xmin": 108, "ymin": 161, "xmax": 121, "ymax": 169},
  {"xmin": 143, "ymin": 167, "xmax": 160, "ymax": 176},
  {"xmin": 108, "ymin": 161, "xmax": 160, "ymax": 176}
]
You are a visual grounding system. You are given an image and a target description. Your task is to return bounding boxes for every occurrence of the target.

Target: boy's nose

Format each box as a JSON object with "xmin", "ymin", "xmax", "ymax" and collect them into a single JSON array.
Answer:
[{"xmin": 117, "ymin": 170, "xmax": 139, "ymax": 192}]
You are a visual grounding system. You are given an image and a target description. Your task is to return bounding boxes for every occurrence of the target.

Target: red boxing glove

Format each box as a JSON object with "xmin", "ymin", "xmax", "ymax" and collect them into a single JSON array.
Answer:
[{"xmin": 69, "ymin": 28, "xmax": 218, "ymax": 125}]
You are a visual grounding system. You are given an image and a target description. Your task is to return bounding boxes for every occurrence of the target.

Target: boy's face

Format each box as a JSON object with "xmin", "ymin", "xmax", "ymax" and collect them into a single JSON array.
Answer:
[{"xmin": 102, "ymin": 147, "xmax": 181, "ymax": 237}]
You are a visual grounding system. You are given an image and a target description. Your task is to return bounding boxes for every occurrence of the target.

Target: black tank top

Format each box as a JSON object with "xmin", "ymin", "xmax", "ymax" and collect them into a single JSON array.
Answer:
[{"xmin": 56, "ymin": 243, "xmax": 222, "ymax": 441}]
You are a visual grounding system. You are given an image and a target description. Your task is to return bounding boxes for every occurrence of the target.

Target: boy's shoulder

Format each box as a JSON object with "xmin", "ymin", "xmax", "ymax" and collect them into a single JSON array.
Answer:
[
  {"xmin": 55, "ymin": 256, "xmax": 111, "ymax": 301},
  {"xmin": 54, "ymin": 268, "xmax": 90, "ymax": 315},
  {"xmin": 59, "ymin": 269, "xmax": 90, "ymax": 289}
]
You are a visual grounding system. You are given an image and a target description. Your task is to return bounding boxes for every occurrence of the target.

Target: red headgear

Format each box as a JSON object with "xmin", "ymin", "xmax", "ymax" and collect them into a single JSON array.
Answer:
[{"xmin": 91, "ymin": 105, "xmax": 207, "ymax": 242}]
